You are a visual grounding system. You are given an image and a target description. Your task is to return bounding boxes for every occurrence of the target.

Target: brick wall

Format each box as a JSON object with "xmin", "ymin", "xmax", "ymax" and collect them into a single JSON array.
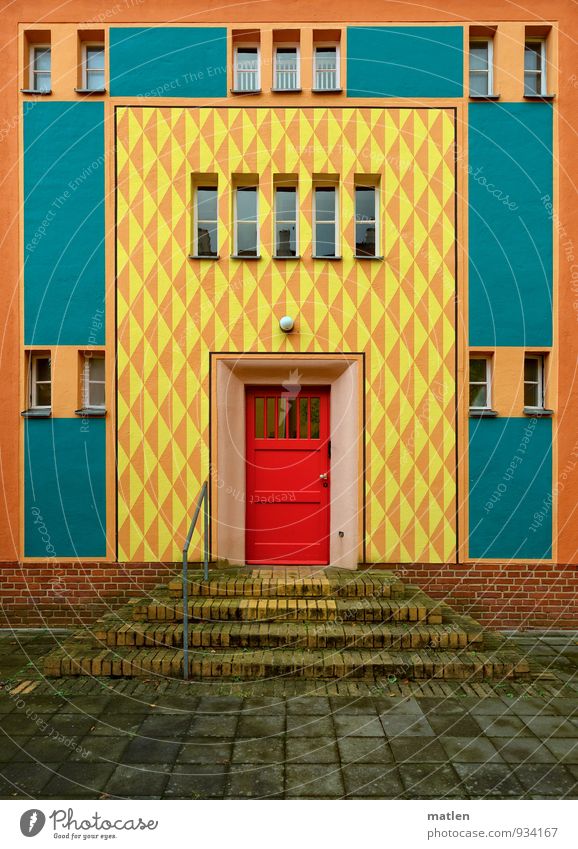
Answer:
[
  {"xmin": 387, "ymin": 563, "xmax": 578, "ymax": 629},
  {"xmin": 1, "ymin": 561, "xmax": 576, "ymax": 629}
]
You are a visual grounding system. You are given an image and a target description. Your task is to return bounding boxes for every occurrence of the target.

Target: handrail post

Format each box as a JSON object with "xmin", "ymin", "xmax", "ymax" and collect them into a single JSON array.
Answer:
[
  {"xmin": 182, "ymin": 545, "xmax": 189, "ymax": 681},
  {"xmin": 203, "ymin": 486, "xmax": 209, "ymax": 582}
]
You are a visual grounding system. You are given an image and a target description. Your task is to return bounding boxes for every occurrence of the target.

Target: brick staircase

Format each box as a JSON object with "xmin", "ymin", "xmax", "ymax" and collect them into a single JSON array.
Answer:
[{"xmin": 42, "ymin": 568, "xmax": 531, "ymax": 681}]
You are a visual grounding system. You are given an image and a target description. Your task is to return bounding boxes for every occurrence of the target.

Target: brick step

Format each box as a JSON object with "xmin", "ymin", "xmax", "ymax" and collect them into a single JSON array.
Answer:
[
  {"xmin": 167, "ymin": 570, "xmax": 405, "ymax": 599},
  {"xmin": 132, "ymin": 592, "xmax": 444, "ymax": 625},
  {"xmin": 43, "ymin": 644, "xmax": 531, "ymax": 681},
  {"xmin": 94, "ymin": 618, "xmax": 484, "ymax": 651}
]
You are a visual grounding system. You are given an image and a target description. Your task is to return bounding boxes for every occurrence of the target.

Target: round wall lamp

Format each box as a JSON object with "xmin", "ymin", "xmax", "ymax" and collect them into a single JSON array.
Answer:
[{"xmin": 279, "ymin": 315, "xmax": 295, "ymax": 333}]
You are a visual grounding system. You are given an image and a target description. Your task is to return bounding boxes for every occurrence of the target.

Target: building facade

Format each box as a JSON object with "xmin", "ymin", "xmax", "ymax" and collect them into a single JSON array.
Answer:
[{"xmin": 1, "ymin": 1, "xmax": 577, "ymax": 627}]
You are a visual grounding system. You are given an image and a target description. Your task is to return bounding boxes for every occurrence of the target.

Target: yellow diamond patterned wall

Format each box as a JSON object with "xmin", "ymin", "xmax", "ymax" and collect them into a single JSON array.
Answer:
[{"xmin": 116, "ymin": 106, "xmax": 456, "ymax": 564}]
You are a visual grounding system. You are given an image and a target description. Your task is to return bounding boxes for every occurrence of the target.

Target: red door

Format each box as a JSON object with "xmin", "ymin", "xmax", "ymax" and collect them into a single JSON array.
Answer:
[{"xmin": 245, "ymin": 386, "xmax": 330, "ymax": 565}]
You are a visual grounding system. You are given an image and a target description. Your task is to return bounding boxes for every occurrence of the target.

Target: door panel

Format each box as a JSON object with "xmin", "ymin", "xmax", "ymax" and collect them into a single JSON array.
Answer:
[{"xmin": 246, "ymin": 386, "xmax": 330, "ymax": 565}]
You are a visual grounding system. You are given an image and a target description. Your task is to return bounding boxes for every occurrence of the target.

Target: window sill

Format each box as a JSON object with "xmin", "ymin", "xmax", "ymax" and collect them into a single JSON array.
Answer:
[
  {"xmin": 311, "ymin": 87, "xmax": 343, "ymax": 94},
  {"xmin": 312, "ymin": 255, "xmax": 342, "ymax": 260},
  {"xmin": 21, "ymin": 408, "xmax": 52, "ymax": 418},
  {"xmin": 20, "ymin": 89, "xmax": 52, "ymax": 96},
  {"xmin": 271, "ymin": 87, "xmax": 302, "ymax": 93},
  {"xmin": 469, "ymin": 409, "xmax": 498, "ymax": 418},
  {"xmin": 523, "ymin": 407, "xmax": 554, "ymax": 417},
  {"xmin": 75, "ymin": 407, "xmax": 107, "ymax": 417},
  {"xmin": 74, "ymin": 87, "xmax": 106, "ymax": 95},
  {"xmin": 523, "ymin": 93, "xmax": 555, "ymax": 101},
  {"xmin": 273, "ymin": 254, "xmax": 301, "ymax": 260},
  {"xmin": 354, "ymin": 254, "xmax": 384, "ymax": 261},
  {"xmin": 188, "ymin": 254, "xmax": 220, "ymax": 260},
  {"xmin": 469, "ymin": 93, "xmax": 501, "ymax": 100},
  {"xmin": 230, "ymin": 88, "xmax": 262, "ymax": 95},
  {"xmin": 230, "ymin": 254, "xmax": 261, "ymax": 260}
]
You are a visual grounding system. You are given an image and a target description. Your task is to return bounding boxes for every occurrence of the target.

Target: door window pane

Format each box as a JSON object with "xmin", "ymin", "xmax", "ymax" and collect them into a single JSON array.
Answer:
[
  {"xmin": 278, "ymin": 397, "xmax": 287, "ymax": 437},
  {"xmin": 255, "ymin": 397, "xmax": 264, "ymax": 438},
  {"xmin": 267, "ymin": 397, "xmax": 276, "ymax": 438},
  {"xmin": 288, "ymin": 399, "xmax": 297, "ymax": 438},
  {"xmin": 310, "ymin": 397, "xmax": 320, "ymax": 439},
  {"xmin": 299, "ymin": 398, "xmax": 308, "ymax": 438}
]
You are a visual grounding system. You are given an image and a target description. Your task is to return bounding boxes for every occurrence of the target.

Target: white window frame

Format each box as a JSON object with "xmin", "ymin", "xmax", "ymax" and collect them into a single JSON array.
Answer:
[
  {"xmin": 29, "ymin": 44, "xmax": 51, "ymax": 92},
  {"xmin": 82, "ymin": 42, "xmax": 105, "ymax": 90},
  {"xmin": 469, "ymin": 37, "xmax": 494, "ymax": 97},
  {"xmin": 354, "ymin": 184, "xmax": 379, "ymax": 258},
  {"xmin": 30, "ymin": 353, "xmax": 51, "ymax": 409},
  {"xmin": 524, "ymin": 38, "xmax": 547, "ymax": 96},
  {"xmin": 234, "ymin": 45, "xmax": 261, "ymax": 92},
  {"xmin": 524, "ymin": 354, "xmax": 545, "ymax": 409},
  {"xmin": 273, "ymin": 185, "xmax": 298, "ymax": 258},
  {"xmin": 273, "ymin": 45, "xmax": 300, "ymax": 90},
  {"xmin": 82, "ymin": 354, "xmax": 105, "ymax": 409},
  {"xmin": 469, "ymin": 356, "xmax": 492, "ymax": 410},
  {"xmin": 234, "ymin": 185, "xmax": 260, "ymax": 257},
  {"xmin": 313, "ymin": 185, "xmax": 339, "ymax": 258},
  {"xmin": 193, "ymin": 184, "xmax": 219, "ymax": 257},
  {"xmin": 313, "ymin": 43, "xmax": 340, "ymax": 91}
]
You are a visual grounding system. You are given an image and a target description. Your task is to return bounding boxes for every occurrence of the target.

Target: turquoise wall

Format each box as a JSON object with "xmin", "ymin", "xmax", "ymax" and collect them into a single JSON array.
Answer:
[
  {"xmin": 347, "ymin": 26, "xmax": 463, "ymax": 98},
  {"xmin": 468, "ymin": 103, "xmax": 553, "ymax": 346},
  {"xmin": 24, "ymin": 418, "xmax": 106, "ymax": 557},
  {"xmin": 468, "ymin": 417, "xmax": 552, "ymax": 560},
  {"xmin": 23, "ymin": 101, "xmax": 105, "ymax": 346},
  {"xmin": 109, "ymin": 27, "xmax": 227, "ymax": 97}
]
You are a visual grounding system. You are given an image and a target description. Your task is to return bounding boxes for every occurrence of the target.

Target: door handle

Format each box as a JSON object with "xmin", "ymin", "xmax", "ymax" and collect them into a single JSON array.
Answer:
[{"xmin": 319, "ymin": 473, "xmax": 328, "ymax": 480}]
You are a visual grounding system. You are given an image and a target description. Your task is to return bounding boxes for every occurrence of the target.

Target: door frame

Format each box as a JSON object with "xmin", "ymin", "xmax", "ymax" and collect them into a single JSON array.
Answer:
[{"xmin": 210, "ymin": 353, "xmax": 364, "ymax": 568}]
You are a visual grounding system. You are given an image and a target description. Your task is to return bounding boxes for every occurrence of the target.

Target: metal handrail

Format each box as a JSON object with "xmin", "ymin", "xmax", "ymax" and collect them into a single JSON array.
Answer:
[{"xmin": 182, "ymin": 480, "xmax": 209, "ymax": 680}]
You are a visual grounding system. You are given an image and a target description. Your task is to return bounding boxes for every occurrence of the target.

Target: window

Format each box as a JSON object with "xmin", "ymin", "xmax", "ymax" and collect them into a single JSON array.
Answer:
[
  {"xmin": 194, "ymin": 186, "xmax": 218, "ymax": 257},
  {"xmin": 234, "ymin": 186, "xmax": 259, "ymax": 257},
  {"xmin": 469, "ymin": 39, "xmax": 493, "ymax": 96},
  {"xmin": 314, "ymin": 46, "xmax": 339, "ymax": 91},
  {"xmin": 313, "ymin": 186, "xmax": 338, "ymax": 258},
  {"xmin": 274, "ymin": 186, "xmax": 297, "ymax": 257},
  {"xmin": 83, "ymin": 44, "xmax": 105, "ymax": 90},
  {"xmin": 30, "ymin": 45, "xmax": 51, "ymax": 92},
  {"xmin": 234, "ymin": 46, "xmax": 260, "ymax": 92},
  {"xmin": 524, "ymin": 355, "xmax": 545, "ymax": 408},
  {"xmin": 254, "ymin": 394, "xmax": 320, "ymax": 439},
  {"xmin": 30, "ymin": 354, "xmax": 51, "ymax": 409},
  {"xmin": 83, "ymin": 355, "xmax": 105, "ymax": 408},
  {"xmin": 274, "ymin": 47, "xmax": 299, "ymax": 90},
  {"xmin": 355, "ymin": 185, "xmax": 378, "ymax": 257},
  {"xmin": 469, "ymin": 357, "xmax": 491, "ymax": 409},
  {"xmin": 524, "ymin": 39, "xmax": 547, "ymax": 95}
]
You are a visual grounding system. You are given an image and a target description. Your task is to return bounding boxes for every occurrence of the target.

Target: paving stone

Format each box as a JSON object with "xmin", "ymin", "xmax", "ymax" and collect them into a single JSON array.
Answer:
[
  {"xmin": 123, "ymin": 737, "xmax": 181, "ymax": 764},
  {"xmin": 0, "ymin": 762, "xmax": 61, "ymax": 796},
  {"xmin": 69, "ymin": 734, "xmax": 130, "ymax": 763},
  {"xmin": 427, "ymin": 714, "xmax": 484, "ymax": 737},
  {"xmin": 333, "ymin": 715, "xmax": 385, "ymax": 738},
  {"xmin": 511, "ymin": 764, "xmax": 577, "ymax": 796},
  {"xmin": 374, "ymin": 697, "xmax": 425, "ymax": 716},
  {"xmin": 177, "ymin": 738, "xmax": 233, "ymax": 764},
  {"xmin": 43, "ymin": 715, "xmax": 99, "ymax": 738},
  {"xmin": 101, "ymin": 696, "xmax": 150, "ymax": 714},
  {"xmin": 285, "ymin": 764, "xmax": 344, "ymax": 798},
  {"xmin": 240, "ymin": 697, "xmax": 286, "ymax": 716},
  {"xmin": 343, "ymin": 764, "xmax": 404, "ymax": 797},
  {"xmin": 329, "ymin": 697, "xmax": 379, "ymax": 716},
  {"xmin": 380, "ymin": 714, "xmax": 435, "ymax": 738},
  {"xmin": 522, "ymin": 716, "xmax": 578, "ymax": 738},
  {"xmin": 165, "ymin": 764, "xmax": 229, "ymax": 798},
  {"xmin": 228, "ymin": 764, "xmax": 284, "ymax": 798},
  {"xmin": 138, "ymin": 714, "xmax": 191, "ymax": 739},
  {"xmin": 91, "ymin": 714, "xmax": 144, "ymax": 736},
  {"xmin": 9, "ymin": 735, "xmax": 80, "ymax": 763},
  {"xmin": 492, "ymin": 737, "xmax": 558, "ymax": 764},
  {"xmin": 418, "ymin": 697, "xmax": 468, "ymax": 717},
  {"xmin": 196, "ymin": 696, "xmax": 243, "ymax": 714},
  {"xmin": 473, "ymin": 714, "xmax": 534, "ymax": 737},
  {"xmin": 1, "ymin": 713, "xmax": 47, "ymax": 735},
  {"xmin": 286, "ymin": 736, "xmax": 340, "ymax": 764},
  {"xmin": 0, "ymin": 734, "xmax": 32, "ymax": 762},
  {"xmin": 287, "ymin": 715, "xmax": 334, "ymax": 737},
  {"xmin": 43, "ymin": 762, "xmax": 115, "ymax": 798},
  {"xmin": 57, "ymin": 696, "xmax": 112, "ymax": 715},
  {"xmin": 237, "ymin": 714, "xmax": 285, "ymax": 738},
  {"xmin": 389, "ymin": 737, "xmax": 449, "ymax": 763},
  {"xmin": 460, "ymin": 698, "xmax": 511, "ymax": 715},
  {"xmin": 505, "ymin": 697, "xmax": 561, "ymax": 716},
  {"xmin": 232, "ymin": 738, "xmax": 284, "ymax": 763},
  {"xmin": 286, "ymin": 696, "xmax": 331, "ymax": 715},
  {"xmin": 399, "ymin": 763, "xmax": 463, "ymax": 797},
  {"xmin": 12, "ymin": 695, "xmax": 65, "ymax": 714},
  {"xmin": 454, "ymin": 763, "xmax": 526, "ymax": 798},
  {"xmin": 105, "ymin": 763, "xmax": 171, "ymax": 797},
  {"xmin": 0, "ymin": 697, "xmax": 16, "ymax": 714},
  {"xmin": 438, "ymin": 736, "xmax": 504, "ymax": 764},
  {"xmin": 337, "ymin": 737, "xmax": 395, "ymax": 764},
  {"xmin": 548, "ymin": 698, "xmax": 578, "ymax": 717},
  {"xmin": 543, "ymin": 738, "xmax": 578, "ymax": 764},
  {"xmin": 187, "ymin": 715, "xmax": 238, "ymax": 737}
]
